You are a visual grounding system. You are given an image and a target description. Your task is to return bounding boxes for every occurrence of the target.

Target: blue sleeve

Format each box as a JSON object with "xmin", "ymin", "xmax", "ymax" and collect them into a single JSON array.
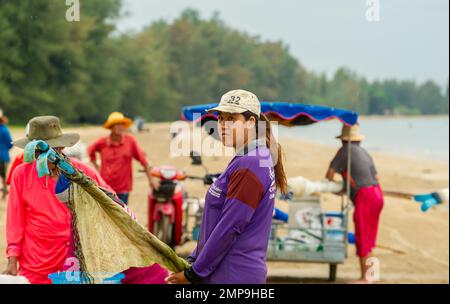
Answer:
[{"xmin": 5, "ymin": 127, "xmax": 13, "ymax": 150}]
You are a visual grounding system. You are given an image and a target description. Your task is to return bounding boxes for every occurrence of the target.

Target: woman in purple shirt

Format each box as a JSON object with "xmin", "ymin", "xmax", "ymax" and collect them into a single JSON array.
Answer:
[{"xmin": 167, "ymin": 89, "xmax": 287, "ymax": 284}]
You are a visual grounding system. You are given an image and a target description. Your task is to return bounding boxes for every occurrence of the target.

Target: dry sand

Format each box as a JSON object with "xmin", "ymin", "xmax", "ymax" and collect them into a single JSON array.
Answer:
[{"xmin": 1, "ymin": 123, "xmax": 448, "ymax": 283}]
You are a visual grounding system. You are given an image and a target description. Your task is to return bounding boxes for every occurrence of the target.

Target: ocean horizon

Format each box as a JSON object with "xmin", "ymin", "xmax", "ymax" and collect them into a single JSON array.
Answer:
[{"xmin": 280, "ymin": 116, "xmax": 449, "ymax": 162}]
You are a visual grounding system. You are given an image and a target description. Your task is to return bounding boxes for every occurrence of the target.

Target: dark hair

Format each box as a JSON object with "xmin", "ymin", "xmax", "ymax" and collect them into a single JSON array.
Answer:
[{"xmin": 243, "ymin": 111, "xmax": 288, "ymax": 195}]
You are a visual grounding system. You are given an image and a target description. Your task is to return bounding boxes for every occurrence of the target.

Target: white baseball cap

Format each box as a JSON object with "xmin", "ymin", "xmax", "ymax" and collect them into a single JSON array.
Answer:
[{"xmin": 207, "ymin": 89, "xmax": 261, "ymax": 117}]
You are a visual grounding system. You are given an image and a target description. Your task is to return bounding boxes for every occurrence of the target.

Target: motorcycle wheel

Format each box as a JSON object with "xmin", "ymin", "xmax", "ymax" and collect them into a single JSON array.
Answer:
[{"xmin": 154, "ymin": 214, "xmax": 174, "ymax": 246}]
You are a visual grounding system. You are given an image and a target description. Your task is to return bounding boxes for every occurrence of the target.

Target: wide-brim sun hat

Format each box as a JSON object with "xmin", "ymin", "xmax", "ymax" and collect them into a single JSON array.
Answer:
[
  {"xmin": 336, "ymin": 124, "xmax": 366, "ymax": 141},
  {"xmin": 207, "ymin": 89, "xmax": 261, "ymax": 117},
  {"xmin": 103, "ymin": 112, "xmax": 133, "ymax": 129},
  {"xmin": 13, "ymin": 116, "xmax": 80, "ymax": 149}
]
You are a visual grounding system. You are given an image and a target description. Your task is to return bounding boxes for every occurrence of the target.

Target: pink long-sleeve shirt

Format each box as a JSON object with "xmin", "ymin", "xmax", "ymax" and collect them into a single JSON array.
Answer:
[
  {"xmin": 87, "ymin": 134, "xmax": 149, "ymax": 194},
  {"xmin": 6, "ymin": 158, "xmax": 113, "ymax": 284}
]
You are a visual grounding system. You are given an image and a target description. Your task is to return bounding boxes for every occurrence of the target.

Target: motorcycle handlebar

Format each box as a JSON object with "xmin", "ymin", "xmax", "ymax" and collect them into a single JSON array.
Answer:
[
  {"xmin": 185, "ymin": 175, "xmax": 204, "ymax": 181},
  {"xmin": 186, "ymin": 174, "xmax": 220, "ymax": 186},
  {"xmin": 139, "ymin": 167, "xmax": 221, "ymax": 185}
]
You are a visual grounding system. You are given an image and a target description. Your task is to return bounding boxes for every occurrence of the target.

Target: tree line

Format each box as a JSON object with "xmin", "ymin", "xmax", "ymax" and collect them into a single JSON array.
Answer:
[{"xmin": 0, "ymin": 1, "xmax": 448, "ymax": 124}]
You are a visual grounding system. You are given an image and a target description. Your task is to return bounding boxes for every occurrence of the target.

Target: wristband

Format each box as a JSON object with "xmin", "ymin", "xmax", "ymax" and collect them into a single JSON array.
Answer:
[{"xmin": 184, "ymin": 266, "xmax": 202, "ymax": 284}]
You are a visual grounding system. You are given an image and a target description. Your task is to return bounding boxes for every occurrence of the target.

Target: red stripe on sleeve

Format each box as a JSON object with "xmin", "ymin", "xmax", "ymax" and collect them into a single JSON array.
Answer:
[{"xmin": 227, "ymin": 168, "xmax": 264, "ymax": 210}]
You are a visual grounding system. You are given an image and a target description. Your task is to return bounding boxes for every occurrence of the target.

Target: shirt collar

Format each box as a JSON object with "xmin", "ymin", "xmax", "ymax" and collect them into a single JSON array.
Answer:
[{"xmin": 107, "ymin": 135, "xmax": 124, "ymax": 147}]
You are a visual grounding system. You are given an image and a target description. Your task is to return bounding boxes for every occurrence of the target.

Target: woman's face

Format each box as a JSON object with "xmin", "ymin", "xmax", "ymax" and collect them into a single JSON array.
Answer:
[{"xmin": 217, "ymin": 112, "xmax": 256, "ymax": 148}]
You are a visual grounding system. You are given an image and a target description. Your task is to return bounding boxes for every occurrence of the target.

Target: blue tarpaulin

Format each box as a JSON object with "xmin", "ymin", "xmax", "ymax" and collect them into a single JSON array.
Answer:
[{"xmin": 182, "ymin": 102, "xmax": 359, "ymax": 126}]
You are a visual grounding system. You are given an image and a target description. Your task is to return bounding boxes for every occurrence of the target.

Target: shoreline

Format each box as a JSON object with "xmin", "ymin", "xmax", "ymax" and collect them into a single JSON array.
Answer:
[
  {"xmin": 7, "ymin": 123, "xmax": 449, "ymax": 166},
  {"xmin": 279, "ymin": 134, "xmax": 449, "ymax": 166}
]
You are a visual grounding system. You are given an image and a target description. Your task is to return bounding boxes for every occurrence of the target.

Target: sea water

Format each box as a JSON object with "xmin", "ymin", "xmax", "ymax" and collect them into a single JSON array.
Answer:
[{"xmin": 279, "ymin": 116, "xmax": 449, "ymax": 161}]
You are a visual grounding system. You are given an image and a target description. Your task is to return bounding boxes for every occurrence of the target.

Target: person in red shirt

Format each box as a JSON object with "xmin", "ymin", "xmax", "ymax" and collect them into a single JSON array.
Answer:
[
  {"xmin": 2, "ymin": 116, "xmax": 114, "ymax": 284},
  {"xmin": 88, "ymin": 112, "xmax": 157, "ymax": 205}
]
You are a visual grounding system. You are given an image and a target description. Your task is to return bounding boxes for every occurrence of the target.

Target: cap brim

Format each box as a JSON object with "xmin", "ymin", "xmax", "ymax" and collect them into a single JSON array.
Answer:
[
  {"xmin": 206, "ymin": 105, "xmax": 248, "ymax": 114},
  {"xmin": 13, "ymin": 133, "xmax": 80, "ymax": 149}
]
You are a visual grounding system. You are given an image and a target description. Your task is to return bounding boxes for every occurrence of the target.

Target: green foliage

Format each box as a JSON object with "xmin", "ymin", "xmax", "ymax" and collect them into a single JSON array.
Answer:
[{"xmin": 0, "ymin": 4, "xmax": 448, "ymax": 124}]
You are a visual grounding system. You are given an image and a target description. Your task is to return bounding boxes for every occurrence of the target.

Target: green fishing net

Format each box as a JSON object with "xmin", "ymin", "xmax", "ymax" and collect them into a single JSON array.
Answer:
[{"xmin": 65, "ymin": 171, "xmax": 189, "ymax": 283}]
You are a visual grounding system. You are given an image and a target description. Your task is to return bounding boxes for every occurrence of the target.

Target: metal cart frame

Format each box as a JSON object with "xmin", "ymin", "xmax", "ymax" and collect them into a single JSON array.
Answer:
[{"xmin": 267, "ymin": 126, "xmax": 353, "ymax": 282}]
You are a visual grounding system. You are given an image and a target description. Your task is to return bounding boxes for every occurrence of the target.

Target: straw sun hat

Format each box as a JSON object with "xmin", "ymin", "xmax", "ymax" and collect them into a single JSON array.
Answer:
[
  {"xmin": 336, "ymin": 124, "xmax": 366, "ymax": 142},
  {"xmin": 103, "ymin": 112, "xmax": 133, "ymax": 129}
]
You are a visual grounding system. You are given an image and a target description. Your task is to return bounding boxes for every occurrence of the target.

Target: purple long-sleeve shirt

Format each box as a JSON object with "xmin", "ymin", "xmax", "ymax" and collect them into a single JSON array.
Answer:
[{"xmin": 189, "ymin": 142, "xmax": 276, "ymax": 284}]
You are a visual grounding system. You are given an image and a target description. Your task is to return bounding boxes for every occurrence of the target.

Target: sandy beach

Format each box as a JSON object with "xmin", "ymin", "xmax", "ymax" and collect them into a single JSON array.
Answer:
[{"xmin": 1, "ymin": 123, "xmax": 448, "ymax": 284}]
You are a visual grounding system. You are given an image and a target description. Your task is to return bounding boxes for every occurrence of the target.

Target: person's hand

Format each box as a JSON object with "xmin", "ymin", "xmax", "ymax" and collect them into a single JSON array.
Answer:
[
  {"xmin": 166, "ymin": 271, "xmax": 191, "ymax": 284},
  {"xmin": 2, "ymin": 257, "xmax": 18, "ymax": 276},
  {"xmin": 149, "ymin": 176, "xmax": 160, "ymax": 191},
  {"xmin": 334, "ymin": 189, "xmax": 346, "ymax": 196},
  {"xmin": 90, "ymin": 162, "xmax": 100, "ymax": 173}
]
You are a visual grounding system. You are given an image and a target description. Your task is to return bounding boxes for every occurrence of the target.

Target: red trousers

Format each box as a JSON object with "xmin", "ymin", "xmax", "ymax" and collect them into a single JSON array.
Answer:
[{"xmin": 353, "ymin": 185, "xmax": 384, "ymax": 258}]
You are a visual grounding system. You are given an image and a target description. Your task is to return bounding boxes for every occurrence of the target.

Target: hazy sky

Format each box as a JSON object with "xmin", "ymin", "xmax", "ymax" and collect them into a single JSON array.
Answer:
[{"xmin": 115, "ymin": 0, "xmax": 449, "ymax": 87}]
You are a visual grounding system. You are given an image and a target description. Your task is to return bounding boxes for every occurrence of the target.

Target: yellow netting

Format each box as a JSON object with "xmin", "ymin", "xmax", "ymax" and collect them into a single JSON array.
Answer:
[{"xmin": 66, "ymin": 172, "xmax": 189, "ymax": 283}]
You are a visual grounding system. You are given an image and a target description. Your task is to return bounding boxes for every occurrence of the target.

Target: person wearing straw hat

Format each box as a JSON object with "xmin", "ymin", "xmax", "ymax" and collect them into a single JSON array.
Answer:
[
  {"xmin": 2, "ymin": 116, "xmax": 115, "ymax": 284},
  {"xmin": 0, "ymin": 109, "xmax": 13, "ymax": 199},
  {"xmin": 325, "ymin": 124, "xmax": 384, "ymax": 284},
  {"xmin": 88, "ymin": 112, "xmax": 156, "ymax": 205},
  {"xmin": 167, "ymin": 89, "xmax": 288, "ymax": 284}
]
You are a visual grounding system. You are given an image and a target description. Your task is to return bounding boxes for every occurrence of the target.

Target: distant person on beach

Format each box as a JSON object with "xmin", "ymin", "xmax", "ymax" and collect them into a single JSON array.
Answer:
[
  {"xmin": 326, "ymin": 124, "xmax": 384, "ymax": 284},
  {"xmin": 0, "ymin": 109, "xmax": 13, "ymax": 199},
  {"xmin": 88, "ymin": 112, "xmax": 157, "ymax": 205},
  {"xmin": 133, "ymin": 116, "xmax": 149, "ymax": 133}
]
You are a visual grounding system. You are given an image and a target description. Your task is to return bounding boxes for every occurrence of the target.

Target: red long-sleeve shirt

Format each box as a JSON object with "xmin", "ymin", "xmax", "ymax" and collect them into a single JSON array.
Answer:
[
  {"xmin": 87, "ymin": 134, "xmax": 149, "ymax": 194},
  {"xmin": 6, "ymin": 159, "xmax": 113, "ymax": 284}
]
